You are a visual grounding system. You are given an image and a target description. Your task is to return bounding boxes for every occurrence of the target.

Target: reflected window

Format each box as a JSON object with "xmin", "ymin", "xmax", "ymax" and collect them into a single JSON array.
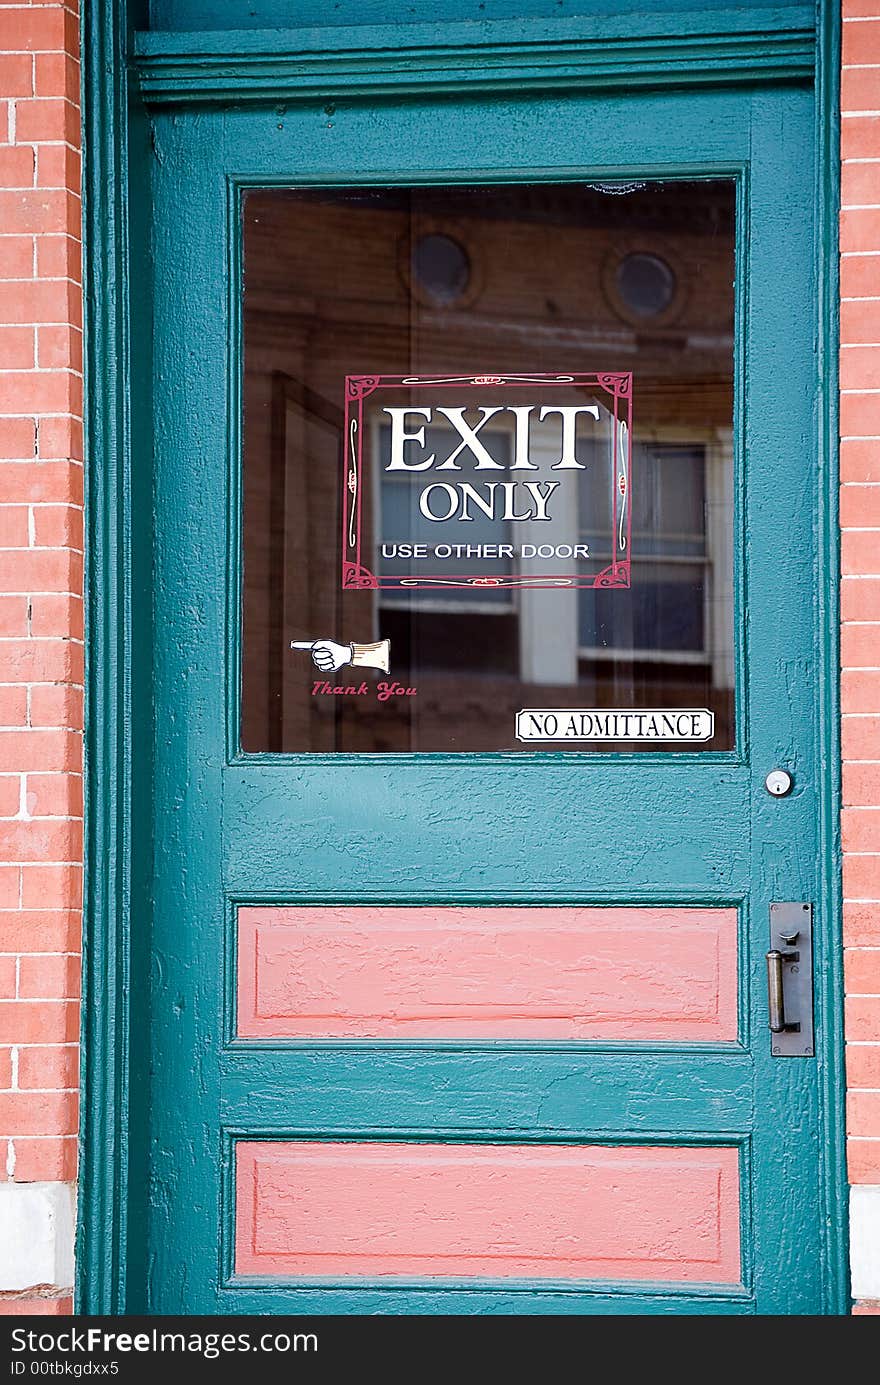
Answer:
[
  {"xmin": 615, "ymin": 252, "xmax": 677, "ymax": 318},
  {"xmin": 411, "ymin": 233, "xmax": 471, "ymax": 304}
]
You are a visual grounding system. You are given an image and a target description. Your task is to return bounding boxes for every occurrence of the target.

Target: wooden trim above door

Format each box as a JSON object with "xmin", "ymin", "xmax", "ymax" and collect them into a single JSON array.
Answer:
[{"xmin": 130, "ymin": 7, "xmax": 816, "ymax": 106}]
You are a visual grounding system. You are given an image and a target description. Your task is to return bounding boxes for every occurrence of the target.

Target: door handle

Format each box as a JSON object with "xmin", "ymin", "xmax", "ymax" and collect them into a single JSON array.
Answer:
[
  {"xmin": 767, "ymin": 902, "xmax": 814, "ymax": 1057},
  {"xmin": 765, "ymin": 949, "xmax": 797, "ymax": 1033}
]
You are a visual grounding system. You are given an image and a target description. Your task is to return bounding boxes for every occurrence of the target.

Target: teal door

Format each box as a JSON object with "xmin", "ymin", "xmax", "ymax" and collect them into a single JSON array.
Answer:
[{"xmin": 133, "ymin": 77, "xmax": 844, "ymax": 1313}]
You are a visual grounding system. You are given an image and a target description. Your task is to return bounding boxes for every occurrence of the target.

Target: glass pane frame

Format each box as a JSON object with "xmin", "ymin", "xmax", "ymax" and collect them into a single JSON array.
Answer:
[{"xmin": 230, "ymin": 170, "xmax": 746, "ymax": 764}]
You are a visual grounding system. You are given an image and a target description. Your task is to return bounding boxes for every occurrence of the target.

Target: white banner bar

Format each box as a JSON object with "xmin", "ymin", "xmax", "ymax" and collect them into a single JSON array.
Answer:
[{"xmin": 515, "ymin": 708, "xmax": 715, "ymax": 742}]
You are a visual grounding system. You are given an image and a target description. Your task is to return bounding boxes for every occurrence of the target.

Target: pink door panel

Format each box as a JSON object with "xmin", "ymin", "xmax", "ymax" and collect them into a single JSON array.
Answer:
[
  {"xmin": 235, "ymin": 1141, "xmax": 742, "ymax": 1283},
  {"xmin": 237, "ymin": 905, "xmax": 738, "ymax": 1041}
]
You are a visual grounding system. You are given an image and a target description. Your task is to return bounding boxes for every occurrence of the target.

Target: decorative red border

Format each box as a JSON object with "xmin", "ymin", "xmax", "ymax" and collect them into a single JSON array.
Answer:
[{"xmin": 341, "ymin": 372, "xmax": 632, "ymax": 591}]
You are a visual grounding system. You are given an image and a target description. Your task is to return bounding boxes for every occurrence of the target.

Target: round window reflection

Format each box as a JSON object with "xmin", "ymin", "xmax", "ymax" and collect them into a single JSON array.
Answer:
[
  {"xmin": 411, "ymin": 233, "xmax": 471, "ymax": 305},
  {"xmin": 615, "ymin": 251, "xmax": 676, "ymax": 318}
]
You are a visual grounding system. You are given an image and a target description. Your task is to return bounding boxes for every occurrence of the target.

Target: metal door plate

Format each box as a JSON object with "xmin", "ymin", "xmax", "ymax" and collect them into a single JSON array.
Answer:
[{"xmin": 769, "ymin": 902, "xmax": 814, "ymax": 1057}]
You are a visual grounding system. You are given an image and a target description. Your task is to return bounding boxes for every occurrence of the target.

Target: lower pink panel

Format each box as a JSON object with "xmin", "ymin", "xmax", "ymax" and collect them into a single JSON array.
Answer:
[
  {"xmin": 237, "ymin": 905, "xmax": 738, "ymax": 1040},
  {"xmin": 235, "ymin": 1142, "xmax": 741, "ymax": 1282}
]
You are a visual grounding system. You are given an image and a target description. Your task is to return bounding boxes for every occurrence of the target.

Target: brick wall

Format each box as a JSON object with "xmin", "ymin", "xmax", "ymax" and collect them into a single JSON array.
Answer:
[
  {"xmin": 842, "ymin": 0, "xmax": 880, "ymax": 1317},
  {"xmin": 0, "ymin": 0, "xmax": 82, "ymax": 1315}
]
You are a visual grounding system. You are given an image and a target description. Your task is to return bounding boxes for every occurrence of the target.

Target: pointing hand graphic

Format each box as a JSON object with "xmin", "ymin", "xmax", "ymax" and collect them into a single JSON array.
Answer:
[
  {"xmin": 290, "ymin": 639, "xmax": 353, "ymax": 674},
  {"xmin": 290, "ymin": 638, "xmax": 390, "ymax": 675}
]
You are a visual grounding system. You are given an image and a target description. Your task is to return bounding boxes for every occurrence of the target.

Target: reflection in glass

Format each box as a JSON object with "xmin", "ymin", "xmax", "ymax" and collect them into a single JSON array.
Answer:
[
  {"xmin": 411, "ymin": 233, "xmax": 471, "ymax": 304},
  {"xmin": 241, "ymin": 182, "xmax": 736, "ymax": 752},
  {"xmin": 615, "ymin": 252, "xmax": 677, "ymax": 318}
]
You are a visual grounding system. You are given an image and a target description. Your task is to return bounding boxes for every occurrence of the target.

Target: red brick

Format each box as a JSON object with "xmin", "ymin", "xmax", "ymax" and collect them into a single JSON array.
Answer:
[
  {"xmin": 0, "ymin": 190, "xmax": 77, "ymax": 239},
  {"xmin": 843, "ymin": 533, "xmax": 880, "ymax": 578},
  {"xmin": 842, "ymin": 67, "xmax": 880, "ymax": 115},
  {"xmin": 842, "ymin": 714, "xmax": 880, "ymax": 759},
  {"xmin": 848, "ymin": 1138, "xmax": 880, "ymax": 1182},
  {"xmin": 28, "ymin": 680, "xmax": 83, "ymax": 730},
  {"xmin": 18, "ymin": 953, "xmax": 79, "ymax": 1001},
  {"xmin": 0, "ymin": 327, "xmax": 34, "ymax": 370},
  {"xmin": 842, "ymin": 260, "xmax": 880, "ymax": 307},
  {"xmin": 28, "ymin": 682, "xmax": 84, "ymax": 730},
  {"xmin": 841, "ymin": 290, "xmax": 880, "ymax": 337},
  {"xmin": 0, "ymin": 869, "xmax": 19, "ymax": 910},
  {"xmin": 0, "ymin": 55, "xmax": 34, "ymax": 98},
  {"xmin": 842, "ymin": 621, "xmax": 880, "ymax": 664},
  {"xmin": 16, "ymin": 1044, "xmax": 77, "ymax": 1091},
  {"xmin": 0, "ymin": 819, "xmax": 82, "ymax": 864},
  {"xmin": 0, "ymin": 145, "xmax": 34, "ymax": 188},
  {"xmin": 0, "ymin": 1048, "xmax": 11, "ymax": 1089},
  {"xmin": 0, "ymin": 776, "xmax": 20, "ymax": 816},
  {"xmin": 845, "ymin": 946, "xmax": 880, "ymax": 992},
  {"xmin": 62, "ymin": 6, "xmax": 79, "ymax": 62},
  {"xmin": 36, "ymin": 145, "xmax": 80, "ymax": 195},
  {"xmin": 0, "ymin": 956, "xmax": 15, "ymax": 999},
  {"xmin": 35, "ymin": 234, "xmax": 80, "ymax": 283},
  {"xmin": 844, "ymin": 761, "xmax": 880, "ymax": 806},
  {"xmin": 0, "ymin": 459, "xmax": 80, "ymax": 502},
  {"xmin": 0, "ymin": 1298, "xmax": 72, "ymax": 1316},
  {"xmin": 0, "ymin": 729, "xmax": 81, "ymax": 774},
  {"xmin": 20, "ymin": 864, "xmax": 81, "ymax": 910},
  {"xmin": 849, "ymin": 1090, "xmax": 880, "ymax": 1136},
  {"xmin": 0, "ymin": 547, "xmax": 81, "ymax": 593},
  {"xmin": 0, "ymin": 369, "xmax": 78, "ymax": 414},
  {"xmin": 13, "ymin": 97, "xmax": 80, "ymax": 149},
  {"xmin": 30, "ymin": 593, "xmax": 83, "ymax": 640},
  {"xmin": 844, "ymin": 670, "xmax": 880, "ymax": 713},
  {"xmin": 0, "ymin": 505, "xmax": 28, "ymax": 547},
  {"xmin": 36, "ymin": 325, "xmax": 81, "ymax": 372},
  {"xmin": 842, "ymin": 808, "xmax": 880, "ymax": 847},
  {"xmin": 0, "ymin": 638, "xmax": 83, "ymax": 683},
  {"xmin": 841, "ymin": 201, "xmax": 880, "ymax": 252},
  {"xmin": 31, "ymin": 502, "xmax": 82, "ymax": 549},
  {"xmin": 842, "ymin": 393, "xmax": 880, "ymax": 435},
  {"xmin": 25, "ymin": 773, "xmax": 82, "ymax": 818},
  {"xmin": 842, "ymin": 387, "xmax": 880, "ymax": 445},
  {"xmin": 844, "ymin": 850, "xmax": 880, "ymax": 897},
  {"xmin": 34, "ymin": 53, "xmax": 80, "ymax": 104},
  {"xmin": 11, "ymin": 1135, "xmax": 76, "ymax": 1182},
  {"xmin": 847, "ymin": 994, "xmax": 880, "ymax": 1040},
  {"xmin": 0, "ymin": 595, "xmax": 27, "ymax": 635},
  {"xmin": 842, "ymin": 575, "xmax": 880, "ymax": 619},
  {"xmin": 843, "ymin": 17, "xmax": 880, "ymax": 64},
  {"xmin": 847, "ymin": 1042, "xmax": 880, "ymax": 1088},
  {"xmin": 841, "ymin": 340, "xmax": 880, "ymax": 386},
  {"xmin": 0, "ymin": 10, "xmax": 68, "ymax": 55},
  {"xmin": 0, "ymin": 420, "xmax": 36, "ymax": 460},
  {"xmin": 0, "ymin": 1000, "xmax": 78, "ymax": 1045},
  {"xmin": 0, "ymin": 237, "xmax": 35, "ymax": 280},
  {"xmin": 0, "ymin": 275, "xmax": 79, "ymax": 324},
  {"xmin": 36, "ymin": 417, "xmax": 82, "ymax": 462},
  {"xmin": 842, "ymin": 159, "xmax": 880, "ymax": 207},
  {"xmin": 0, "ymin": 910, "xmax": 79, "ymax": 953},
  {"xmin": 0, "ymin": 687, "xmax": 27, "ymax": 726}
]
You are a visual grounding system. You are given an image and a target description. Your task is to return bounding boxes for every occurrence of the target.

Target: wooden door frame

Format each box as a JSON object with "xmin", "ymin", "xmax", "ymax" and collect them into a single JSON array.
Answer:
[{"xmin": 77, "ymin": 0, "xmax": 849, "ymax": 1313}]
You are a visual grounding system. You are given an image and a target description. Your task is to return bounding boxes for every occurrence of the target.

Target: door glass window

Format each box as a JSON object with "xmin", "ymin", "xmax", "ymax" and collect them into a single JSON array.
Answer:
[{"xmin": 240, "ymin": 181, "xmax": 736, "ymax": 752}]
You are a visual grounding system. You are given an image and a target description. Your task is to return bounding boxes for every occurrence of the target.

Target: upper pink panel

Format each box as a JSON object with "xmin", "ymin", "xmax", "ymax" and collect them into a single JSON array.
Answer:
[
  {"xmin": 237, "ymin": 905, "xmax": 738, "ymax": 1041},
  {"xmin": 235, "ymin": 1141, "xmax": 741, "ymax": 1282}
]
